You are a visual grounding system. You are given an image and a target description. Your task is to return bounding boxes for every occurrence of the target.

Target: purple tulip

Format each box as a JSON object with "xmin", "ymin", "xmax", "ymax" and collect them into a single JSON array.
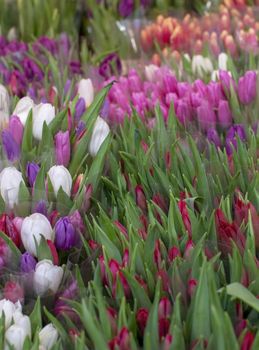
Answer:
[
  {"xmin": 59, "ymin": 33, "xmax": 70, "ymax": 58},
  {"xmin": 33, "ymin": 200, "xmax": 48, "ymax": 217},
  {"xmin": 238, "ymin": 71, "xmax": 257, "ymax": 105},
  {"xmin": 99, "ymin": 53, "xmax": 122, "ymax": 80},
  {"xmin": 55, "ymin": 217, "xmax": 77, "ymax": 250},
  {"xmin": 207, "ymin": 128, "xmax": 221, "ymax": 148},
  {"xmin": 100, "ymin": 98, "xmax": 110, "ymax": 119},
  {"xmin": 26, "ymin": 162, "xmax": 40, "ymax": 187},
  {"xmin": 64, "ymin": 79, "xmax": 71, "ymax": 96},
  {"xmin": 219, "ymin": 70, "xmax": 236, "ymax": 93},
  {"xmin": 23, "ymin": 57, "xmax": 43, "ymax": 81},
  {"xmin": 8, "ymin": 116, "xmax": 23, "ymax": 145},
  {"xmin": 118, "ymin": 0, "xmax": 134, "ymax": 17},
  {"xmin": 2, "ymin": 130, "xmax": 20, "ymax": 161},
  {"xmin": 226, "ymin": 124, "xmax": 246, "ymax": 155},
  {"xmin": 218, "ymin": 100, "xmax": 232, "ymax": 128},
  {"xmin": 55, "ymin": 131, "xmax": 70, "ymax": 167},
  {"xmin": 196, "ymin": 102, "xmax": 216, "ymax": 131},
  {"xmin": 20, "ymin": 252, "xmax": 37, "ymax": 273},
  {"xmin": 175, "ymin": 99, "xmax": 192, "ymax": 126},
  {"xmin": 207, "ymin": 82, "xmax": 224, "ymax": 107},
  {"xmin": 75, "ymin": 120, "xmax": 86, "ymax": 138},
  {"xmin": 69, "ymin": 61, "xmax": 82, "ymax": 75},
  {"xmin": 74, "ymin": 97, "xmax": 86, "ymax": 122},
  {"xmin": 69, "ymin": 210, "xmax": 85, "ymax": 233}
]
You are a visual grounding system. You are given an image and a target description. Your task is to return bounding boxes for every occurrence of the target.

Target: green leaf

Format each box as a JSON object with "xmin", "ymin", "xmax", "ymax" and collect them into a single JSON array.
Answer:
[
  {"xmin": 21, "ymin": 110, "xmax": 33, "ymax": 153},
  {"xmin": 56, "ymin": 187, "xmax": 73, "ymax": 215},
  {"xmin": 123, "ymin": 270, "xmax": 151, "ymax": 309},
  {"xmin": 222, "ymin": 282, "xmax": 259, "ymax": 312},
  {"xmin": 0, "ymin": 230, "xmax": 21, "ymax": 265},
  {"xmin": 30, "ymin": 298, "xmax": 42, "ymax": 335},
  {"xmin": 49, "ymin": 108, "xmax": 68, "ymax": 135}
]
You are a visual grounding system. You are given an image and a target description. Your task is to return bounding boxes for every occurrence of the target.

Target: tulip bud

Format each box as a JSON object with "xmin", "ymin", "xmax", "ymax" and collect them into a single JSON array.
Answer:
[
  {"xmin": 3, "ymin": 281, "xmax": 24, "ymax": 303},
  {"xmin": 226, "ymin": 124, "xmax": 246, "ymax": 155},
  {"xmin": 0, "ymin": 299, "xmax": 22, "ymax": 329},
  {"xmin": 168, "ymin": 246, "xmax": 181, "ymax": 262},
  {"xmin": 33, "ymin": 259, "xmax": 63, "ymax": 296},
  {"xmin": 207, "ymin": 128, "xmax": 221, "ymax": 148},
  {"xmin": 196, "ymin": 102, "xmax": 216, "ymax": 131},
  {"xmin": 0, "ymin": 214, "xmax": 21, "ymax": 247},
  {"xmin": 8, "ymin": 116, "xmax": 23, "ymax": 145},
  {"xmin": 218, "ymin": 52, "xmax": 228, "ymax": 71},
  {"xmin": 158, "ymin": 297, "xmax": 172, "ymax": 320},
  {"xmin": 135, "ymin": 185, "xmax": 147, "ymax": 212},
  {"xmin": 218, "ymin": 100, "xmax": 232, "ymax": 128},
  {"xmin": 54, "ymin": 217, "xmax": 77, "ymax": 250},
  {"xmin": 55, "ymin": 131, "xmax": 70, "ymax": 167},
  {"xmin": 145, "ymin": 64, "xmax": 159, "ymax": 82},
  {"xmin": 32, "ymin": 103, "xmax": 55, "ymax": 140},
  {"xmin": 136, "ymin": 308, "xmax": 149, "ymax": 334},
  {"xmin": 26, "ymin": 162, "xmax": 40, "ymax": 187},
  {"xmin": 241, "ymin": 331, "xmax": 254, "ymax": 350},
  {"xmin": 12, "ymin": 96, "xmax": 34, "ymax": 126},
  {"xmin": 74, "ymin": 97, "xmax": 86, "ymax": 122},
  {"xmin": 21, "ymin": 213, "xmax": 54, "ymax": 256},
  {"xmin": 47, "ymin": 165, "xmax": 72, "ymax": 197},
  {"xmin": 238, "ymin": 71, "xmax": 257, "ymax": 105},
  {"xmin": 2, "ymin": 130, "xmax": 20, "ymax": 162},
  {"xmin": 20, "ymin": 252, "xmax": 37, "ymax": 273},
  {"xmin": 78, "ymin": 79, "xmax": 94, "ymax": 107},
  {"xmin": 4, "ymin": 323, "xmax": 30, "ymax": 350},
  {"xmin": 88, "ymin": 117, "xmax": 110, "ymax": 157},
  {"xmin": 178, "ymin": 200, "xmax": 192, "ymax": 237},
  {"xmin": 39, "ymin": 323, "xmax": 59, "ymax": 350},
  {"xmin": 0, "ymin": 167, "xmax": 24, "ymax": 209},
  {"xmin": 188, "ymin": 279, "xmax": 197, "ymax": 298}
]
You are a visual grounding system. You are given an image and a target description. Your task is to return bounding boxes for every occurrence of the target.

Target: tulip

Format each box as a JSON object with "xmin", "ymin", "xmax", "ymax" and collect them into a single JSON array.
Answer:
[
  {"xmin": 78, "ymin": 79, "xmax": 94, "ymax": 107},
  {"xmin": 12, "ymin": 96, "xmax": 34, "ymax": 126},
  {"xmin": 54, "ymin": 131, "xmax": 70, "ymax": 167},
  {"xmin": 226, "ymin": 124, "xmax": 246, "ymax": 155},
  {"xmin": 32, "ymin": 103, "xmax": 55, "ymax": 140},
  {"xmin": 74, "ymin": 97, "xmax": 86, "ymax": 122},
  {"xmin": 218, "ymin": 99, "xmax": 232, "ymax": 128},
  {"xmin": 145, "ymin": 64, "xmax": 159, "ymax": 82},
  {"xmin": 33, "ymin": 259, "xmax": 63, "ymax": 296},
  {"xmin": 0, "ymin": 111, "xmax": 9, "ymax": 130},
  {"xmin": 178, "ymin": 200, "xmax": 192, "ymax": 237},
  {"xmin": 118, "ymin": 0, "xmax": 134, "ymax": 17},
  {"xmin": 135, "ymin": 185, "xmax": 147, "ymax": 212},
  {"xmin": 0, "ymin": 299, "xmax": 22, "ymax": 329},
  {"xmin": 4, "ymin": 323, "xmax": 30, "ymax": 350},
  {"xmin": 207, "ymin": 128, "xmax": 221, "ymax": 148},
  {"xmin": 3, "ymin": 281, "xmax": 24, "ymax": 304},
  {"xmin": 2, "ymin": 130, "xmax": 20, "ymax": 162},
  {"xmin": 241, "ymin": 331, "xmax": 254, "ymax": 350},
  {"xmin": 39, "ymin": 324, "xmax": 59, "ymax": 350},
  {"xmin": 99, "ymin": 53, "xmax": 122, "ymax": 79},
  {"xmin": 8, "ymin": 116, "xmax": 23, "ymax": 145},
  {"xmin": 33, "ymin": 200, "xmax": 48, "ymax": 216},
  {"xmin": 0, "ymin": 84, "xmax": 10, "ymax": 115},
  {"xmin": 26, "ymin": 162, "xmax": 40, "ymax": 188},
  {"xmin": 158, "ymin": 297, "xmax": 172, "ymax": 319},
  {"xmin": 54, "ymin": 217, "xmax": 77, "ymax": 250},
  {"xmin": 238, "ymin": 71, "xmax": 257, "ymax": 105},
  {"xmin": 88, "ymin": 117, "xmax": 110, "ymax": 157},
  {"xmin": 47, "ymin": 165, "xmax": 72, "ymax": 197},
  {"xmin": 0, "ymin": 214, "xmax": 21, "ymax": 247},
  {"xmin": 20, "ymin": 252, "xmax": 37, "ymax": 273},
  {"xmin": 218, "ymin": 52, "xmax": 228, "ymax": 71},
  {"xmin": 0, "ymin": 167, "xmax": 24, "ymax": 209},
  {"xmin": 136, "ymin": 308, "xmax": 149, "ymax": 334},
  {"xmin": 21, "ymin": 213, "xmax": 54, "ymax": 256},
  {"xmin": 196, "ymin": 102, "xmax": 216, "ymax": 131},
  {"xmin": 192, "ymin": 55, "xmax": 213, "ymax": 77}
]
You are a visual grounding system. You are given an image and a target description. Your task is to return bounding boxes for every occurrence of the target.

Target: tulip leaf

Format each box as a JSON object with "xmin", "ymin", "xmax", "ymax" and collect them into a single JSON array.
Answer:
[
  {"xmin": 33, "ymin": 164, "xmax": 47, "ymax": 203},
  {"xmin": 16, "ymin": 181, "xmax": 31, "ymax": 217},
  {"xmin": 0, "ymin": 194, "xmax": 5, "ymax": 215},
  {"xmin": 30, "ymin": 298, "xmax": 42, "ymax": 335},
  {"xmin": 49, "ymin": 108, "xmax": 68, "ymax": 135},
  {"xmin": 37, "ymin": 122, "xmax": 54, "ymax": 168},
  {"xmin": 0, "ymin": 230, "xmax": 21, "ymax": 265},
  {"xmin": 222, "ymin": 282, "xmax": 259, "ymax": 313},
  {"xmin": 44, "ymin": 307, "xmax": 71, "ymax": 345},
  {"xmin": 21, "ymin": 110, "xmax": 33, "ymax": 153},
  {"xmin": 56, "ymin": 187, "xmax": 73, "ymax": 215},
  {"xmin": 36, "ymin": 236, "xmax": 54, "ymax": 263},
  {"xmin": 123, "ymin": 270, "xmax": 151, "ymax": 309}
]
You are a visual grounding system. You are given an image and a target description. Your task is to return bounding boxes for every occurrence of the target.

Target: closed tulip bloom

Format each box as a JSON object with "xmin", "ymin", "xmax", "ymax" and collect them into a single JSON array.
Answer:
[
  {"xmin": 20, "ymin": 252, "xmax": 37, "ymax": 273},
  {"xmin": 4, "ymin": 324, "xmax": 30, "ymax": 350},
  {"xmin": 0, "ymin": 299, "xmax": 22, "ymax": 329},
  {"xmin": 218, "ymin": 52, "xmax": 228, "ymax": 71},
  {"xmin": 39, "ymin": 324, "xmax": 58, "ymax": 350},
  {"xmin": 89, "ymin": 117, "xmax": 110, "ymax": 157},
  {"xmin": 55, "ymin": 131, "xmax": 70, "ymax": 167},
  {"xmin": 8, "ymin": 116, "xmax": 23, "ymax": 145},
  {"xmin": 207, "ymin": 128, "xmax": 221, "ymax": 148},
  {"xmin": 118, "ymin": 0, "xmax": 134, "ymax": 17},
  {"xmin": 2, "ymin": 130, "xmax": 20, "ymax": 162},
  {"xmin": 33, "ymin": 260, "xmax": 63, "ymax": 296},
  {"xmin": 78, "ymin": 79, "xmax": 94, "ymax": 107},
  {"xmin": 192, "ymin": 55, "xmax": 213, "ymax": 77},
  {"xmin": 12, "ymin": 96, "xmax": 34, "ymax": 126},
  {"xmin": 47, "ymin": 165, "xmax": 72, "ymax": 197},
  {"xmin": 32, "ymin": 103, "xmax": 55, "ymax": 140},
  {"xmin": 145, "ymin": 64, "xmax": 159, "ymax": 82},
  {"xmin": 218, "ymin": 100, "xmax": 232, "ymax": 128},
  {"xmin": 226, "ymin": 124, "xmax": 246, "ymax": 155},
  {"xmin": 74, "ymin": 97, "xmax": 86, "ymax": 122},
  {"xmin": 238, "ymin": 71, "xmax": 257, "ymax": 105},
  {"xmin": 26, "ymin": 162, "xmax": 40, "ymax": 187},
  {"xmin": 21, "ymin": 213, "xmax": 54, "ymax": 256},
  {"xmin": 0, "ymin": 84, "xmax": 10, "ymax": 115},
  {"xmin": 0, "ymin": 167, "xmax": 24, "ymax": 209},
  {"xmin": 196, "ymin": 102, "xmax": 216, "ymax": 131},
  {"xmin": 54, "ymin": 217, "xmax": 77, "ymax": 250}
]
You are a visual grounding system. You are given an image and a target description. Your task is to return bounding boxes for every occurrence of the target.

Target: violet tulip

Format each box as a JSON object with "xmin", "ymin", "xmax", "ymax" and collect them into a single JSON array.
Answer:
[
  {"xmin": 207, "ymin": 128, "xmax": 221, "ymax": 148},
  {"xmin": 218, "ymin": 100, "xmax": 232, "ymax": 128},
  {"xmin": 99, "ymin": 53, "xmax": 122, "ymax": 79},
  {"xmin": 26, "ymin": 162, "xmax": 40, "ymax": 187},
  {"xmin": 226, "ymin": 124, "xmax": 246, "ymax": 155},
  {"xmin": 118, "ymin": 0, "xmax": 134, "ymax": 17},
  {"xmin": 196, "ymin": 102, "xmax": 216, "ymax": 131},
  {"xmin": 55, "ymin": 131, "xmax": 70, "ymax": 167},
  {"xmin": 8, "ymin": 116, "xmax": 23, "ymax": 145},
  {"xmin": 54, "ymin": 217, "xmax": 77, "ymax": 250},
  {"xmin": 74, "ymin": 98, "xmax": 86, "ymax": 122},
  {"xmin": 2, "ymin": 130, "xmax": 20, "ymax": 161},
  {"xmin": 238, "ymin": 71, "xmax": 257, "ymax": 105},
  {"xmin": 20, "ymin": 252, "xmax": 37, "ymax": 273}
]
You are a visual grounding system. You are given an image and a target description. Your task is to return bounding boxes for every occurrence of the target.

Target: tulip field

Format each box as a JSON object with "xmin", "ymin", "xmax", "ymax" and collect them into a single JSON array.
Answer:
[{"xmin": 0, "ymin": 0, "xmax": 258, "ymax": 349}]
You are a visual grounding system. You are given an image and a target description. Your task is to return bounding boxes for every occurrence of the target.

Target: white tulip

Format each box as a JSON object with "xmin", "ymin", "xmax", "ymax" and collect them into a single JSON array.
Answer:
[
  {"xmin": 89, "ymin": 117, "xmax": 110, "ymax": 157},
  {"xmin": 192, "ymin": 55, "xmax": 213, "ymax": 77},
  {"xmin": 145, "ymin": 64, "xmax": 159, "ymax": 82},
  {"xmin": 0, "ymin": 84, "xmax": 10, "ymax": 115},
  {"xmin": 211, "ymin": 70, "xmax": 220, "ymax": 81},
  {"xmin": 0, "ymin": 111, "xmax": 9, "ymax": 130},
  {"xmin": 47, "ymin": 165, "xmax": 72, "ymax": 197},
  {"xmin": 0, "ymin": 299, "xmax": 22, "ymax": 329},
  {"xmin": 218, "ymin": 52, "xmax": 228, "ymax": 71},
  {"xmin": 12, "ymin": 96, "xmax": 34, "ymax": 126},
  {"xmin": 21, "ymin": 213, "xmax": 53, "ymax": 257},
  {"xmin": 39, "ymin": 324, "xmax": 59, "ymax": 350},
  {"xmin": 78, "ymin": 79, "xmax": 94, "ymax": 107},
  {"xmin": 13, "ymin": 312, "xmax": 31, "ymax": 339},
  {"xmin": 32, "ymin": 103, "xmax": 55, "ymax": 140},
  {"xmin": 4, "ymin": 324, "xmax": 30, "ymax": 350},
  {"xmin": 0, "ymin": 167, "xmax": 24, "ymax": 209},
  {"xmin": 33, "ymin": 260, "xmax": 63, "ymax": 296}
]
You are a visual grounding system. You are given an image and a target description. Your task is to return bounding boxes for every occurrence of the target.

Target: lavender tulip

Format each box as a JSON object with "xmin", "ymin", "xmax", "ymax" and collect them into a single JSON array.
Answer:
[
  {"xmin": 207, "ymin": 128, "xmax": 221, "ymax": 148},
  {"xmin": 218, "ymin": 100, "xmax": 232, "ymax": 128},
  {"xmin": 99, "ymin": 53, "xmax": 122, "ymax": 79},
  {"xmin": 55, "ymin": 217, "xmax": 77, "ymax": 250},
  {"xmin": 26, "ymin": 162, "xmax": 40, "ymax": 187},
  {"xmin": 196, "ymin": 102, "xmax": 216, "ymax": 131},
  {"xmin": 118, "ymin": 0, "xmax": 134, "ymax": 17},
  {"xmin": 2, "ymin": 130, "xmax": 20, "ymax": 161},
  {"xmin": 238, "ymin": 71, "xmax": 257, "ymax": 105},
  {"xmin": 226, "ymin": 124, "xmax": 246, "ymax": 155},
  {"xmin": 74, "ymin": 98, "xmax": 86, "ymax": 122},
  {"xmin": 33, "ymin": 200, "xmax": 48, "ymax": 217},
  {"xmin": 8, "ymin": 116, "xmax": 24, "ymax": 145},
  {"xmin": 20, "ymin": 252, "xmax": 37, "ymax": 273},
  {"xmin": 55, "ymin": 131, "xmax": 70, "ymax": 167}
]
